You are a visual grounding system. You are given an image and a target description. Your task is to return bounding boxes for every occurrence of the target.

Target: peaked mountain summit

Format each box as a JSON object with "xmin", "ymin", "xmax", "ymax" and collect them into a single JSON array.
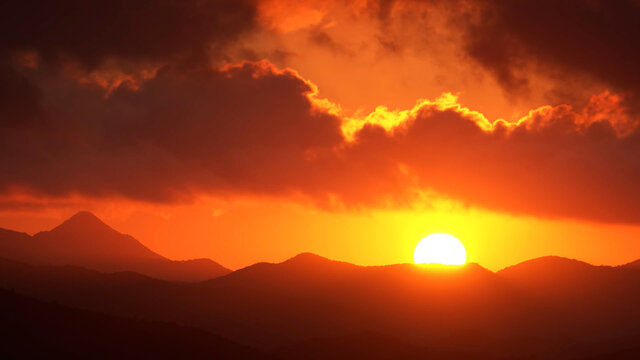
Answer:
[
  {"xmin": 0, "ymin": 211, "xmax": 230, "ymax": 282},
  {"xmin": 622, "ymin": 259, "xmax": 640, "ymax": 270},
  {"xmin": 34, "ymin": 211, "xmax": 166, "ymax": 264}
]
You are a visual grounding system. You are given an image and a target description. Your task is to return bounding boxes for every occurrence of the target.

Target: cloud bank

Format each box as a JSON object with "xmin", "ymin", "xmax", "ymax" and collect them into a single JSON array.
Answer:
[{"xmin": 1, "ymin": 0, "xmax": 640, "ymax": 224}]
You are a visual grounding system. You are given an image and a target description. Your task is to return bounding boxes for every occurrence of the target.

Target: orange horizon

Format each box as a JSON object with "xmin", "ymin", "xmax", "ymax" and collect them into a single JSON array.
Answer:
[{"xmin": 1, "ymin": 210, "xmax": 638, "ymax": 273}]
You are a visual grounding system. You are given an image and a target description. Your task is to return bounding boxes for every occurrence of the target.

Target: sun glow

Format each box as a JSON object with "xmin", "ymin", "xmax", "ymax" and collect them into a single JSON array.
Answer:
[{"xmin": 414, "ymin": 233, "xmax": 467, "ymax": 265}]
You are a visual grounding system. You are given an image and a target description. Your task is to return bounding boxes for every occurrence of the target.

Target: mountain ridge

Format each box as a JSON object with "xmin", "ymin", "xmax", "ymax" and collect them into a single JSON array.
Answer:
[
  {"xmin": 0, "ymin": 286, "xmax": 270, "ymax": 359},
  {"xmin": 1, "ymin": 250, "xmax": 639, "ymax": 355},
  {"xmin": 0, "ymin": 211, "xmax": 230, "ymax": 282}
]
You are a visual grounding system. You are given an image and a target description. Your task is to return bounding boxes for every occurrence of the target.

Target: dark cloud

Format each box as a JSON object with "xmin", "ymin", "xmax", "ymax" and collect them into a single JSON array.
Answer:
[
  {"xmin": 341, "ymin": 97, "xmax": 640, "ymax": 223},
  {"xmin": 0, "ymin": 0, "xmax": 258, "ymax": 68},
  {"xmin": 2, "ymin": 0, "xmax": 640, "ymax": 225},
  {"xmin": 2, "ymin": 56, "xmax": 640, "ymax": 223},
  {"xmin": 349, "ymin": 0, "xmax": 640, "ymax": 106},
  {"xmin": 461, "ymin": 0, "xmax": 640, "ymax": 105},
  {"xmin": 0, "ymin": 60, "xmax": 42, "ymax": 127},
  {"xmin": 0, "ymin": 61, "xmax": 343, "ymax": 201},
  {"xmin": 307, "ymin": 25, "xmax": 354, "ymax": 56},
  {"xmin": 0, "ymin": 0, "xmax": 261, "ymax": 133}
]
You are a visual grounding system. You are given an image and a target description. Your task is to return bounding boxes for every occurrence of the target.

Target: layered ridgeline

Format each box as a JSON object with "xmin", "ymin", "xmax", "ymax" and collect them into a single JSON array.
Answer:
[
  {"xmin": 0, "ymin": 212, "xmax": 230, "ymax": 281},
  {"xmin": 0, "ymin": 213, "xmax": 639, "ymax": 358},
  {"xmin": 0, "ymin": 288, "xmax": 269, "ymax": 360},
  {"xmin": 0, "ymin": 248, "xmax": 639, "ymax": 358}
]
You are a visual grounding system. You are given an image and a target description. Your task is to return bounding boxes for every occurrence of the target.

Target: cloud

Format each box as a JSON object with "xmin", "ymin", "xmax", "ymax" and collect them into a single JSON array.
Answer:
[
  {"xmin": 0, "ymin": 0, "xmax": 259, "ymax": 94},
  {"xmin": 2, "ymin": 55, "xmax": 640, "ymax": 223},
  {"xmin": 270, "ymin": 0, "xmax": 640, "ymax": 108},
  {"xmin": 460, "ymin": 1, "xmax": 640, "ymax": 102},
  {"xmin": 340, "ymin": 92, "xmax": 640, "ymax": 223},
  {"xmin": 361, "ymin": 0, "xmax": 640, "ymax": 106},
  {"xmin": 2, "ymin": 1, "xmax": 640, "ymax": 224},
  {"xmin": 0, "ymin": 0, "xmax": 257, "ymax": 67},
  {"xmin": 0, "ymin": 61, "xmax": 343, "ymax": 201}
]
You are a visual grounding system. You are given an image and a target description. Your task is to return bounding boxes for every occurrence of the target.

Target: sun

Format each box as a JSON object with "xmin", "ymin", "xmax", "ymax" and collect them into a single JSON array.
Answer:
[{"xmin": 414, "ymin": 233, "xmax": 467, "ymax": 265}]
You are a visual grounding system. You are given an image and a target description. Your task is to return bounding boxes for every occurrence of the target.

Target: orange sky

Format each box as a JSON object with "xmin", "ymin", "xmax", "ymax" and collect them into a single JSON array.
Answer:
[
  {"xmin": 2, "ymin": 193, "xmax": 640, "ymax": 271},
  {"xmin": 1, "ymin": 0, "xmax": 639, "ymax": 270}
]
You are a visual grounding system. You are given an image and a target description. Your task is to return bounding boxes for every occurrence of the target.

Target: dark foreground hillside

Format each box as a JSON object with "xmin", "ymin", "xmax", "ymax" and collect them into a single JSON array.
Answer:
[
  {"xmin": 0, "ymin": 288, "xmax": 269, "ymax": 360},
  {"xmin": 1, "ymin": 255, "xmax": 640, "ymax": 360}
]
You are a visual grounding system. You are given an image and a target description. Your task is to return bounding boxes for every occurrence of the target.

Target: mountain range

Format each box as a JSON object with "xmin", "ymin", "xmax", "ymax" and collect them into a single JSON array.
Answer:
[
  {"xmin": 0, "ymin": 287, "xmax": 269, "ymax": 359},
  {"xmin": 0, "ymin": 211, "xmax": 230, "ymax": 281},
  {"xmin": 1, "ymin": 212, "xmax": 639, "ymax": 359}
]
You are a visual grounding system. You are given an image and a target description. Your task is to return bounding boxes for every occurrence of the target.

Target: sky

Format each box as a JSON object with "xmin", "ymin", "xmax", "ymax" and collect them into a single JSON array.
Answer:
[{"xmin": 1, "ymin": 0, "xmax": 640, "ymax": 270}]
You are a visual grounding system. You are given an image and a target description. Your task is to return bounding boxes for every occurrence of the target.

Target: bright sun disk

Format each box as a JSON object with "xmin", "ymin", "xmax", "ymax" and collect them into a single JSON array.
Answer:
[{"xmin": 414, "ymin": 233, "xmax": 467, "ymax": 265}]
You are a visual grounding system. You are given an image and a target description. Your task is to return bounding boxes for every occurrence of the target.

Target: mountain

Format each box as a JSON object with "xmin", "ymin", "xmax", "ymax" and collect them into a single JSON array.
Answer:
[
  {"xmin": 0, "ymin": 287, "xmax": 270, "ymax": 360},
  {"xmin": 621, "ymin": 259, "xmax": 640, "ymax": 270},
  {"xmin": 0, "ymin": 211, "xmax": 230, "ymax": 281},
  {"xmin": 32, "ymin": 211, "xmax": 165, "ymax": 264},
  {"xmin": 201, "ymin": 254, "xmax": 561, "ymax": 348},
  {"xmin": 0, "ymin": 254, "xmax": 527, "ymax": 346},
  {"xmin": 497, "ymin": 256, "xmax": 640, "ymax": 342},
  {"xmin": 0, "ymin": 252, "xmax": 639, "ymax": 359},
  {"xmin": 0, "ymin": 253, "xmax": 549, "ymax": 350}
]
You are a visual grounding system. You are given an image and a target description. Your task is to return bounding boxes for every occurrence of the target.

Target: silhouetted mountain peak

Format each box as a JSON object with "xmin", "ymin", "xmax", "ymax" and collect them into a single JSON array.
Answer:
[
  {"xmin": 30, "ymin": 211, "xmax": 167, "ymax": 263},
  {"xmin": 284, "ymin": 252, "xmax": 330, "ymax": 264},
  {"xmin": 497, "ymin": 255, "xmax": 595, "ymax": 278},
  {"xmin": 216, "ymin": 253, "xmax": 358, "ymax": 284},
  {"xmin": 622, "ymin": 259, "xmax": 640, "ymax": 269},
  {"xmin": 0, "ymin": 214, "xmax": 231, "ymax": 281},
  {"xmin": 50, "ymin": 211, "xmax": 116, "ymax": 236},
  {"xmin": 69, "ymin": 211, "xmax": 100, "ymax": 221},
  {"xmin": 281, "ymin": 252, "xmax": 358, "ymax": 270},
  {"xmin": 502, "ymin": 255, "xmax": 589, "ymax": 269},
  {"xmin": 462, "ymin": 262, "xmax": 492, "ymax": 274}
]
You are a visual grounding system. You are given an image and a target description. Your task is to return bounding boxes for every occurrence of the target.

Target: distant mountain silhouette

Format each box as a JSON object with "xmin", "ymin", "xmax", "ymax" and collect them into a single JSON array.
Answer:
[
  {"xmin": 0, "ymin": 211, "xmax": 230, "ymax": 281},
  {"xmin": 0, "ymin": 254, "xmax": 555, "ymax": 349},
  {"xmin": 0, "ymin": 287, "xmax": 269, "ymax": 360},
  {"xmin": 1, "ymin": 249, "xmax": 639, "ymax": 359},
  {"xmin": 497, "ymin": 255, "xmax": 640, "ymax": 339},
  {"xmin": 622, "ymin": 259, "xmax": 640, "ymax": 270},
  {"xmin": 202, "ymin": 254, "xmax": 558, "ymax": 348}
]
